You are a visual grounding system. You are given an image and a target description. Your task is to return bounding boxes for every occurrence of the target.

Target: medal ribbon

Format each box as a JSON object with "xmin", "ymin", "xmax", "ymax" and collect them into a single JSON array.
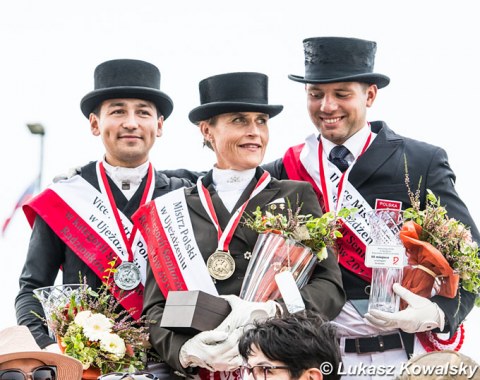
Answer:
[
  {"xmin": 318, "ymin": 132, "xmax": 372, "ymax": 212},
  {"xmin": 197, "ymin": 171, "xmax": 271, "ymax": 252},
  {"xmin": 97, "ymin": 161, "xmax": 154, "ymax": 262}
]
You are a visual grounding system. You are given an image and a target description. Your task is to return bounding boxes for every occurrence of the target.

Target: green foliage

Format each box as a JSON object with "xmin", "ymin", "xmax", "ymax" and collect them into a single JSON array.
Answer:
[
  {"xmin": 404, "ymin": 159, "xmax": 480, "ymax": 305},
  {"xmin": 243, "ymin": 198, "xmax": 357, "ymax": 257},
  {"xmin": 35, "ymin": 260, "xmax": 150, "ymax": 374}
]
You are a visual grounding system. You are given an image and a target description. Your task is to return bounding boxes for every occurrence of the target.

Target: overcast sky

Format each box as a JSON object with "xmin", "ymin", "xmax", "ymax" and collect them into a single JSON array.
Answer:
[{"xmin": 0, "ymin": 0, "xmax": 478, "ymax": 358}]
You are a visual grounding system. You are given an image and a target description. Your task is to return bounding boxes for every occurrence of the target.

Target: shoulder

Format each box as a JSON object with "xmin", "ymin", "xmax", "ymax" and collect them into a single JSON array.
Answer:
[
  {"xmin": 375, "ymin": 121, "xmax": 446, "ymax": 155},
  {"xmin": 269, "ymin": 177, "xmax": 314, "ymax": 194}
]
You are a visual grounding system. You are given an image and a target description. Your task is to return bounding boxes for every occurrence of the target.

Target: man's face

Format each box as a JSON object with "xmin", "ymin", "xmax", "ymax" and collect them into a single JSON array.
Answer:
[
  {"xmin": 90, "ymin": 98, "xmax": 163, "ymax": 168},
  {"xmin": 199, "ymin": 112, "xmax": 269, "ymax": 171},
  {"xmin": 306, "ymin": 82, "xmax": 377, "ymax": 145}
]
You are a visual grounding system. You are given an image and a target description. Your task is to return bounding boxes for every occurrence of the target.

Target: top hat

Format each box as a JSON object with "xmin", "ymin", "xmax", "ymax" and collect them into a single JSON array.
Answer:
[
  {"xmin": 80, "ymin": 59, "xmax": 174, "ymax": 119},
  {"xmin": 288, "ymin": 37, "xmax": 390, "ymax": 88},
  {"xmin": 0, "ymin": 326, "xmax": 83, "ymax": 380},
  {"xmin": 188, "ymin": 72, "xmax": 283, "ymax": 124}
]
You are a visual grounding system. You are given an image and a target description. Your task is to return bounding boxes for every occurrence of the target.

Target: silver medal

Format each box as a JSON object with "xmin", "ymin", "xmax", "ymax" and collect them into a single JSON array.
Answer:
[
  {"xmin": 114, "ymin": 262, "xmax": 141, "ymax": 290},
  {"xmin": 207, "ymin": 250, "xmax": 235, "ymax": 280}
]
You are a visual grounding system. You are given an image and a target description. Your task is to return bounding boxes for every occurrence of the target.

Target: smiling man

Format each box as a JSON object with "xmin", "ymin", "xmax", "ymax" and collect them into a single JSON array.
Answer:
[
  {"xmin": 263, "ymin": 37, "xmax": 480, "ymax": 377},
  {"xmin": 15, "ymin": 59, "xmax": 190, "ymax": 351}
]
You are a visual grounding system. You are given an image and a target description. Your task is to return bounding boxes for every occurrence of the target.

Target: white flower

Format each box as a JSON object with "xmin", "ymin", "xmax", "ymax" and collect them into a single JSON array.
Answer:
[
  {"xmin": 82, "ymin": 313, "xmax": 113, "ymax": 341},
  {"xmin": 74, "ymin": 310, "xmax": 93, "ymax": 327},
  {"xmin": 100, "ymin": 333, "xmax": 126, "ymax": 358},
  {"xmin": 316, "ymin": 247, "xmax": 328, "ymax": 261}
]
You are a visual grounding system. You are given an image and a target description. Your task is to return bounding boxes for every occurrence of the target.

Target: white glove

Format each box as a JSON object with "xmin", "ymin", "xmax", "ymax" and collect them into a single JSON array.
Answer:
[
  {"xmin": 179, "ymin": 327, "xmax": 244, "ymax": 372},
  {"xmin": 52, "ymin": 166, "xmax": 81, "ymax": 183},
  {"xmin": 216, "ymin": 295, "xmax": 279, "ymax": 332},
  {"xmin": 43, "ymin": 343, "xmax": 62, "ymax": 353},
  {"xmin": 365, "ymin": 283, "xmax": 445, "ymax": 334}
]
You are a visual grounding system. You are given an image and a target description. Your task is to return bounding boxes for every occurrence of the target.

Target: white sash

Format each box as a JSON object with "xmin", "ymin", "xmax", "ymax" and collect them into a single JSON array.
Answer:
[{"xmin": 50, "ymin": 175, "xmax": 149, "ymax": 284}]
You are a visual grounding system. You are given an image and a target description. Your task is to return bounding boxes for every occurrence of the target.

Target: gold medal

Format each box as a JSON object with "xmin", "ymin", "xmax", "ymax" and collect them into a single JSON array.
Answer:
[{"xmin": 207, "ymin": 250, "xmax": 235, "ymax": 280}]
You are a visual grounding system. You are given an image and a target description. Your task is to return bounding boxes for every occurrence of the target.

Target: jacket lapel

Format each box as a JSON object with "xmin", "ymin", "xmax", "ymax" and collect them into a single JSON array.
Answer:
[
  {"xmin": 187, "ymin": 168, "xmax": 281, "ymax": 248},
  {"xmin": 349, "ymin": 122, "xmax": 403, "ymax": 188}
]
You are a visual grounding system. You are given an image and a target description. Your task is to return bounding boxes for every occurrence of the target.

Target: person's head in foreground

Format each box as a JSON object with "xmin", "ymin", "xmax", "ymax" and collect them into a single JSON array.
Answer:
[
  {"xmin": 238, "ymin": 311, "xmax": 341, "ymax": 380},
  {"xmin": 395, "ymin": 350, "xmax": 480, "ymax": 380},
  {"xmin": 189, "ymin": 71, "xmax": 283, "ymax": 170},
  {"xmin": 0, "ymin": 326, "xmax": 83, "ymax": 380}
]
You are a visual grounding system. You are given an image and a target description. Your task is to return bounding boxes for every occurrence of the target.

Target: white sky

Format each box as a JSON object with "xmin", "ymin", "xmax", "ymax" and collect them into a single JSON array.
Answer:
[{"xmin": 0, "ymin": 0, "xmax": 479, "ymax": 360}]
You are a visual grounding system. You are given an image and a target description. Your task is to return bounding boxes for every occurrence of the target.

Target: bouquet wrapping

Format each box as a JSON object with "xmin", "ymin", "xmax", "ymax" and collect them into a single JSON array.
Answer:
[{"xmin": 400, "ymin": 220, "xmax": 459, "ymax": 302}]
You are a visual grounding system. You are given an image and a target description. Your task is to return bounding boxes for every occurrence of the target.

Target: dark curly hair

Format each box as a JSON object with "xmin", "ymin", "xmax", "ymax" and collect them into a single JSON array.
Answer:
[{"xmin": 238, "ymin": 311, "xmax": 341, "ymax": 380}]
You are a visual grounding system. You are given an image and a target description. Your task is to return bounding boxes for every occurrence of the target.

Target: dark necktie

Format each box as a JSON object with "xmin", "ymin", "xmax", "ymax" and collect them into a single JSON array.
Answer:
[{"xmin": 329, "ymin": 145, "xmax": 350, "ymax": 172}]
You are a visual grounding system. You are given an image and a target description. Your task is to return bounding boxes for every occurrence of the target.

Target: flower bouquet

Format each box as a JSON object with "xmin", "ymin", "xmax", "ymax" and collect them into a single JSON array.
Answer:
[
  {"xmin": 402, "ymin": 172, "xmax": 480, "ymax": 305},
  {"xmin": 33, "ymin": 261, "xmax": 150, "ymax": 375},
  {"xmin": 400, "ymin": 166, "xmax": 480, "ymax": 351},
  {"xmin": 241, "ymin": 201, "xmax": 355, "ymax": 304}
]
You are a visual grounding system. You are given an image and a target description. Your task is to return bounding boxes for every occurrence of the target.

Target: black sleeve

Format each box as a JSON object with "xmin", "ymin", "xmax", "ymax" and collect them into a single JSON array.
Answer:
[
  {"xmin": 160, "ymin": 169, "xmax": 206, "ymax": 183},
  {"xmin": 15, "ymin": 216, "xmax": 64, "ymax": 348},
  {"xmin": 262, "ymin": 158, "xmax": 289, "ymax": 180}
]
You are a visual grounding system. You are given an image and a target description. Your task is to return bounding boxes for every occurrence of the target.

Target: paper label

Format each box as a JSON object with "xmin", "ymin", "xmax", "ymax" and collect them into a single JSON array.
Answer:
[
  {"xmin": 365, "ymin": 245, "xmax": 406, "ymax": 268},
  {"xmin": 275, "ymin": 271, "xmax": 305, "ymax": 313}
]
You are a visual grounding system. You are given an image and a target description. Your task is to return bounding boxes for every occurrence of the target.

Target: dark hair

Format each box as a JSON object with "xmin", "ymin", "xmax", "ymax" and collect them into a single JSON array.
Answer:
[
  {"xmin": 91, "ymin": 100, "xmax": 162, "ymax": 118},
  {"xmin": 239, "ymin": 311, "xmax": 341, "ymax": 380}
]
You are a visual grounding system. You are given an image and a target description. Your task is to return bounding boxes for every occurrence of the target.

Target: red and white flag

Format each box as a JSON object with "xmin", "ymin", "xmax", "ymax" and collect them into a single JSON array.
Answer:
[{"xmin": 2, "ymin": 179, "xmax": 38, "ymax": 236}]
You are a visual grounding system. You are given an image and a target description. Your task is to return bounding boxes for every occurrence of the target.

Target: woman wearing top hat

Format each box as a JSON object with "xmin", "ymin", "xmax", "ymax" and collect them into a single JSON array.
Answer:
[
  {"xmin": 15, "ymin": 59, "xmax": 191, "ymax": 351},
  {"xmin": 138, "ymin": 72, "xmax": 345, "ymax": 379}
]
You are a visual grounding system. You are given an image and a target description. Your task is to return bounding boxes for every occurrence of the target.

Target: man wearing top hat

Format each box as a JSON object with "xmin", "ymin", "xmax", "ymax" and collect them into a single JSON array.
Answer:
[
  {"xmin": 263, "ymin": 37, "xmax": 479, "ymax": 375},
  {"xmin": 15, "ymin": 58, "xmax": 191, "ymax": 351}
]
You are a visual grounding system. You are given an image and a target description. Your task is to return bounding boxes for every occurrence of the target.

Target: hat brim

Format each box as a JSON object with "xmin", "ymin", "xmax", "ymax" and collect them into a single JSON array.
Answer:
[
  {"xmin": 288, "ymin": 73, "xmax": 390, "ymax": 89},
  {"xmin": 188, "ymin": 102, "xmax": 283, "ymax": 124},
  {"xmin": 80, "ymin": 86, "xmax": 174, "ymax": 119},
  {"xmin": 0, "ymin": 351, "xmax": 83, "ymax": 380}
]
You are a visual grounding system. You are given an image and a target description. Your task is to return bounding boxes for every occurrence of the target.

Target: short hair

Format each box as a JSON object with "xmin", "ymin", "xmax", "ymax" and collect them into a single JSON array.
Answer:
[
  {"xmin": 91, "ymin": 100, "xmax": 162, "ymax": 118},
  {"xmin": 239, "ymin": 311, "xmax": 341, "ymax": 380}
]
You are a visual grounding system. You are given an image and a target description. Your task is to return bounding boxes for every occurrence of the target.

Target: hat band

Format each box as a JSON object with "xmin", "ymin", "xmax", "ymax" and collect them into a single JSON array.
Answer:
[{"xmin": 305, "ymin": 62, "xmax": 374, "ymax": 79}]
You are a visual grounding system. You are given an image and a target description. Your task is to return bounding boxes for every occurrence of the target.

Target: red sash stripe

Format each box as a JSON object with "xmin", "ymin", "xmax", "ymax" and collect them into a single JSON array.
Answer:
[{"xmin": 23, "ymin": 189, "xmax": 143, "ymax": 319}]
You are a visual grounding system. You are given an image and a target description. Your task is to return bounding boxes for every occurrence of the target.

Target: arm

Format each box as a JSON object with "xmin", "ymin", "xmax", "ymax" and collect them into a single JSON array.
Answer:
[
  {"xmin": 15, "ymin": 216, "xmax": 64, "ymax": 348},
  {"xmin": 142, "ymin": 262, "xmax": 193, "ymax": 375},
  {"xmin": 160, "ymin": 169, "xmax": 206, "ymax": 183},
  {"xmin": 262, "ymin": 158, "xmax": 289, "ymax": 180},
  {"xmin": 423, "ymin": 147, "xmax": 478, "ymax": 334}
]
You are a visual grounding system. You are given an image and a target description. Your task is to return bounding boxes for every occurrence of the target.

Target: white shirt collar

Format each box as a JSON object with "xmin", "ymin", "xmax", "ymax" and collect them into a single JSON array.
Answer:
[
  {"xmin": 320, "ymin": 123, "xmax": 375, "ymax": 161},
  {"xmin": 101, "ymin": 158, "xmax": 149, "ymax": 199},
  {"xmin": 212, "ymin": 167, "xmax": 256, "ymax": 192}
]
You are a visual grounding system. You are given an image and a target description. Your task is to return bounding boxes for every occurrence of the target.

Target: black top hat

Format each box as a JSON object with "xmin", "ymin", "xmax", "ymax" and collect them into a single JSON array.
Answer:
[
  {"xmin": 188, "ymin": 72, "xmax": 283, "ymax": 124},
  {"xmin": 80, "ymin": 59, "xmax": 174, "ymax": 119},
  {"xmin": 288, "ymin": 37, "xmax": 390, "ymax": 88}
]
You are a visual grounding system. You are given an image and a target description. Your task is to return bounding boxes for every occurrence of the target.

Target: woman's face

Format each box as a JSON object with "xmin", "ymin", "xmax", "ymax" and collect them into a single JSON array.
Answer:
[{"xmin": 200, "ymin": 112, "xmax": 269, "ymax": 171}]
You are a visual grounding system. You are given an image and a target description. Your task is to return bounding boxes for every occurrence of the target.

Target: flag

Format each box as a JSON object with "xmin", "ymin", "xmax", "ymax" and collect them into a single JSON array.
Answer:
[{"xmin": 2, "ymin": 179, "xmax": 38, "ymax": 236}]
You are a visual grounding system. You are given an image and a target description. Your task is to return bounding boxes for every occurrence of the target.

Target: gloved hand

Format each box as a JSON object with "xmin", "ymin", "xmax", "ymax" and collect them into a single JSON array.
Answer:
[
  {"xmin": 43, "ymin": 343, "xmax": 62, "ymax": 353},
  {"xmin": 216, "ymin": 295, "xmax": 280, "ymax": 332},
  {"xmin": 365, "ymin": 283, "xmax": 445, "ymax": 334},
  {"xmin": 179, "ymin": 327, "xmax": 244, "ymax": 372},
  {"xmin": 52, "ymin": 166, "xmax": 81, "ymax": 183}
]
